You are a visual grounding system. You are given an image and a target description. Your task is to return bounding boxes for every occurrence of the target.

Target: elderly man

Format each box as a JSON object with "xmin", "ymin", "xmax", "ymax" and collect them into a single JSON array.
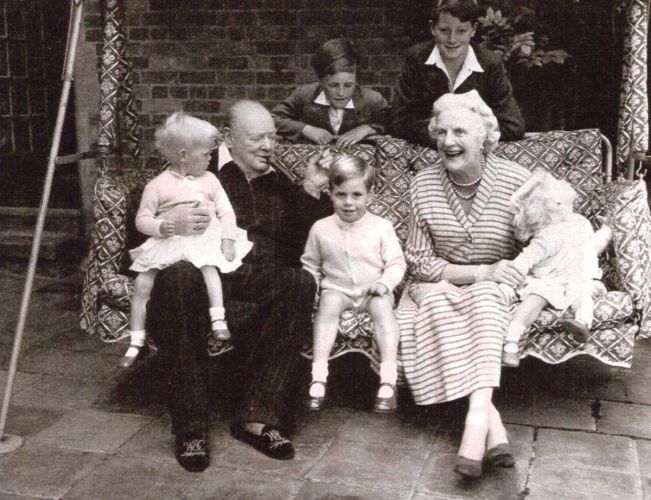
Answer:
[{"xmin": 146, "ymin": 100, "xmax": 331, "ymax": 472}]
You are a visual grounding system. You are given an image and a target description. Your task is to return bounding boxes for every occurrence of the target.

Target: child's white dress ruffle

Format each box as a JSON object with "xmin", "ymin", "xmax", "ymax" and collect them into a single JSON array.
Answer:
[{"xmin": 129, "ymin": 220, "xmax": 252, "ymax": 273}]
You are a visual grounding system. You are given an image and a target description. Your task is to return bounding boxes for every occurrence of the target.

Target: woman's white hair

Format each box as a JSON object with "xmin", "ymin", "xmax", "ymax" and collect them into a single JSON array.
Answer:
[
  {"xmin": 154, "ymin": 111, "xmax": 218, "ymax": 162},
  {"xmin": 427, "ymin": 90, "xmax": 501, "ymax": 155}
]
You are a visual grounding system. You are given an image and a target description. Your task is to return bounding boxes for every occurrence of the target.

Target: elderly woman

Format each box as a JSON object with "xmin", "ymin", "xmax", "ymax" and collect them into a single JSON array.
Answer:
[
  {"xmin": 392, "ymin": 0, "xmax": 524, "ymax": 146},
  {"xmin": 397, "ymin": 90, "xmax": 530, "ymax": 479}
]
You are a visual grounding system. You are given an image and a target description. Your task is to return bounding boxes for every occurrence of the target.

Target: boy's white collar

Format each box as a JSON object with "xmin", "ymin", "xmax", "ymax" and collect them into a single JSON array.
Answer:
[
  {"xmin": 314, "ymin": 91, "xmax": 355, "ymax": 109},
  {"xmin": 425, "ymin": 45, "xmax": 484, "ymax": 91}
]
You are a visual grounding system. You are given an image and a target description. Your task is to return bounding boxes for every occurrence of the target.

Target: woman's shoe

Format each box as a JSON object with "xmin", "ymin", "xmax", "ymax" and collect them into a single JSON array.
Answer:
[
  {"xmin": 501, "ymin": 340, "xmax": 520, "ymax": 368},
  {"xmin": 303, "ymin": 381, "xmax": 327, "ymax": 411},
  {"xmin": 373, "ymin": 383, "xmax": 397, "ymax": 413},
  {"xmin": 485, "ymin": 442, "xmax": 515, "ymax": 468},
  {"xmin": 454, "ymin": 455, "xmax": 483, "ymax": 479}
]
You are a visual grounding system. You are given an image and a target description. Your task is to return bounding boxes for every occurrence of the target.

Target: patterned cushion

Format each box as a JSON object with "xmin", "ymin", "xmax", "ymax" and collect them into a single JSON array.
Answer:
[
  {"xmin": 373, "ymin": 137, "xmax": 416, "ymax": 197},
  {"xmin": 367, "ymin": 194, "xmax": 411, "ymax": 246},
  {"xmin": 494, "ymin": 129, "xmax": 604, "ymax": 217},
  {"xmin": 530, "ymin": 290, "xmax": 633, "ymax": 331},
  {"xmin": 602, "ymin": 179, "xmax": 651, "ymax": 338},
  {"xmin": 523, "ymin": 323, "xmax": 637, "ymax": 367}
]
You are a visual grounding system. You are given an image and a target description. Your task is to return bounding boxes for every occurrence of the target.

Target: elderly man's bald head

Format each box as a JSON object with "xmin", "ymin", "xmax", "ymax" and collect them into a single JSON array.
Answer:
[
  {"xmin": 224, "ymin": 100, "xmax": 272, "ymax": 130},
  {"xmin": 223, "ymin": 100, "xmax": 277, "ymax": 179}
]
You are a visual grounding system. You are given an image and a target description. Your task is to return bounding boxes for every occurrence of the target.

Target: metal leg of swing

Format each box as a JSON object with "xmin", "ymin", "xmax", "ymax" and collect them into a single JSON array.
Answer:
[{"xmin": 0, "ymin": 0, "xmax": 84, "ymax": 454}]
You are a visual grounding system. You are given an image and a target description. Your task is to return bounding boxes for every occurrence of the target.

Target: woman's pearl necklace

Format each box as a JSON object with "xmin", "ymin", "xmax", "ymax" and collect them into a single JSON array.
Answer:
[{"xmin": 448, "ymin": 156, "xmax": 485, "ymax": 200}]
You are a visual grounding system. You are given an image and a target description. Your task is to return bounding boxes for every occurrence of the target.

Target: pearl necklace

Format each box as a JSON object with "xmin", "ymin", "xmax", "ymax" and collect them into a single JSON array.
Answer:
[{"xmin": 448, "ymin": 156, "xmax": 485, "ymax": 200}]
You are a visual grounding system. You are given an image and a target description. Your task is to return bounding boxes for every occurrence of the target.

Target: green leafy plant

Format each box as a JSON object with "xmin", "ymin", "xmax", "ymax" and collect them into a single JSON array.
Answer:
[{"xmin": 478, "ymin": 7, "xmax": 570, "ymax": 68}]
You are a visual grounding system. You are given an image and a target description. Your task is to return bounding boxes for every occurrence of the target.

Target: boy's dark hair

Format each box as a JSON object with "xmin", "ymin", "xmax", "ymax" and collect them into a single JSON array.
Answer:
[
  {"xmin": 311, "ymin": 38, "xmax": 358, "ymax": 79},
  {"xmin": 328, "ymin": 154, "xmax": 375, "ymax": 191},
  {"xmin": 431, "ymin": 0, "xmax": 482, "ymax": 25}
]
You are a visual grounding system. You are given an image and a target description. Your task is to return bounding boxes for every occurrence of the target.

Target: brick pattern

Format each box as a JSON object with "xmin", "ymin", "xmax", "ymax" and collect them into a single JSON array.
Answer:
[{"xmin": 82, "ymin": 0, "xmax": 416, "ymax": 166}]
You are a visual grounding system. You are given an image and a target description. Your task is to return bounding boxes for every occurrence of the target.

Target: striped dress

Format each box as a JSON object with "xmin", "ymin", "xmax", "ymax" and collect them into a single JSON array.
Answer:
[{"xmin": 396, "ymin": 155, "xmax": 531, "ymax": 405}]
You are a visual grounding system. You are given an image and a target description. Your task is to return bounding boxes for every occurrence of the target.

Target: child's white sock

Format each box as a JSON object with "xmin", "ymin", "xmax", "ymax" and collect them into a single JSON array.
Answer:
[
  {"xmin": 310, "ymin": 362, "xmax": 328, "ymax": 397},
  {"xmin": 125, "ymin": 330, "xmax": 145, "ymax": 358},
  {"xmin": 209, "ymin": 306, "xmax": 227, "ymax": 329},
  {"xmin": 378, "ymin": 362, "xmax": 397, "ymax": 398}
]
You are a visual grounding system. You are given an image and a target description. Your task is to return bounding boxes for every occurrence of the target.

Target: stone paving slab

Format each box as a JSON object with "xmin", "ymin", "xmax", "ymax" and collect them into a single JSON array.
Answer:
[
  {"xmin": 495, "ymin": 392, "xmax": 596, "ymax": 431},
  {"xmin": 334, "ymin": 409, "xmax": 435, "ymax": 450},
  {"xmin": 535, "ymin": 428, "xmax": 639, "ymax": 474},
  {"xmin": 0, "ymin": 445, "xmax": 105, "ymax": 498},
  {"xmin": 295, "ymin": 479, "xmax": 412, "ymax": 500},
  {"xmin": 11, "ymin": 375, "xmax": 111, "ymax": 410},
  {"xmin": 18, "ymin": 348, "xmax": 119, "ymax": 381},
  {"xmin": 211, "ymin": 436, "xmax": 331, "ymax": 479},
  {"xmin": 599, "ymin": 401, "xmax": 651, "ymax": 439},
  {"xmin": 636, "ymin": 440, "xmax": 651, "ymax": 478},
  {"xmin": 413, "ymin": 424, "xmax": 532, "ymax": 499},
  {"xmin": 528, "ymin": 429, "xmax": 642, "ymax": 499},
  {"xmin": 30, "ymin": 408, "xmax": 152, "ymax": 454},
  {"xmin": 64, "ymin": 455, "xmax": 199, "ymax": 499},
  {"xmin": 0, "ymin": 370, "xmax": 43, "ymax": 394},
  {"xmin": 305, "ymin": 436, "xmax": 428, "ymax": 492},
  {"xmin": 3, "ymin": 405, "xmax": 65, "ymax": 439},
  {"xmin": 180, "ymin": 468, "xmax": 304, "ymax": 499},
  {"xmin": 293, "ymin": 407, "xmax": 353, "ymax": 442}
]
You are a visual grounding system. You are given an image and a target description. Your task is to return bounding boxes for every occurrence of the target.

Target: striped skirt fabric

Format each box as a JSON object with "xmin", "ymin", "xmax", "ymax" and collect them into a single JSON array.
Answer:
[{"xmin": 396, "ymin": 281, "xmax": 509, "ymax": 405}]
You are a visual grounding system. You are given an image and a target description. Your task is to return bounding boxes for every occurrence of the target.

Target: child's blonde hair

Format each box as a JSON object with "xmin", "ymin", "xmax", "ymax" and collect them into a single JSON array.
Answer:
[
  {"xmin": 154, "ymin": 111, "xmax": 219, "ymax": 163},
  {"xmin": 328, "ymin": 154, "xmax": 375, "ymax": 191},
  {"xmin": 509, "ymin": 169, "xmax": 577, "ymax": 242}
]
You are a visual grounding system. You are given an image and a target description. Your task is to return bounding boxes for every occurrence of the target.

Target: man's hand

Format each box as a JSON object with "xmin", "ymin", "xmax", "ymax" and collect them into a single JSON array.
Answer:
[
  {"xmin": 172, "ymin": 204, "xmax": 211, "ymax": 236},
  {"xmin": 159, "ymin": 220, "xmax": 176, "ymax": 237},
  {"xmin": 335, "ymin": 125, "xmax": 374, "ymax": 148},
  {"xmin": 221, "ymin": 239, "xmax": 236, "ymax": 261},
  {"xmin": 361, "ymin": 282, "xmax": 389, "ymax": 297},
  {"xmin": 476, "ymin": 260, "xmax": 525, "ymax": 287},
  {"xmin": 302, "ymin": 125, "xmax": 334, "ymax": 145},
  {"xmin": 303, "ymin": 150, "xmax": 332, "ymax": 198}
]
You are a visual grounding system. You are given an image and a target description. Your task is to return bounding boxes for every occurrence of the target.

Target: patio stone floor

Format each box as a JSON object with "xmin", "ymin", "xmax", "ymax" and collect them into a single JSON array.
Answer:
[{"xmin": 0, "ymin": 265, "xmax": 650, "ymax": 499}]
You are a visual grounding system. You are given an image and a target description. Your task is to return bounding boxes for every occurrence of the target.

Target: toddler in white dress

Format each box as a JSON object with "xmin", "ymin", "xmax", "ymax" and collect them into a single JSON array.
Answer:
[
  {"xmin": 502, "ymin": 170, "xmax": 612, "ymax": 367},
  {"xmin": 121, "ymin": 112, "xmax": 252, "ymax": 367}
]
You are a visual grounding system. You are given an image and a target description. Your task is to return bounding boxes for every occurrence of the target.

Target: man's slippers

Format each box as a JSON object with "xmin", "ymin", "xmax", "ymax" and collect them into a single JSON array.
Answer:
[{"xmin": 230, "ymin": 422, "xmax": 295, "ymax": 460}]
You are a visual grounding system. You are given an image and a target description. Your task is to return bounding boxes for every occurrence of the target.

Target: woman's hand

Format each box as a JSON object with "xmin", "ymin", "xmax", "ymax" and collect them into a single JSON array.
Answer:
[
  {"xmin": 221, "ymin": 239, "xmax": 236, "ymax": 261},
  {"xmin": 476, "ymin": 260, "xmax": 525, "ymax": 287},
  {"xmin": 335, "ymin": 125, "xmax": 374, "ymax": 148},
  {"xmin": 159, "ymin": 220, "xmax": 176, "ymax": 237},
  {"xmin": 302, "ymin": 125, "xmax": 334, "ymax": 145},
  {"xmin": 171, "ymin": 204, "xmax": 211, "ymax": 236}
]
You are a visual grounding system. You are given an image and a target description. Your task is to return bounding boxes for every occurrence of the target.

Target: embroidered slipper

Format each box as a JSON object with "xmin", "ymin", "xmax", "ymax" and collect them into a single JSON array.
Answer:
[
  {"xmin": 230, "ymin": 422, "xmax": 294, "ymax": 460},
  {"xmin": 175, "ymin": 433, "xmax": 210, "ymax": 472}
]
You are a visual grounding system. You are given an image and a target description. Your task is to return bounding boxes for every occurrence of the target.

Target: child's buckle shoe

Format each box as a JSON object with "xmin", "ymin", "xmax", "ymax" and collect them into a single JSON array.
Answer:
[
  {"xmin": 304, "ymin": 381, "xmax": 327, "ymax": 411},
  {"xmin": 373, "ymin": 383, "xmax": 397, "ymax": 413},
  {"xmin": 211, "ymin": 328, "xmax": 231, "ymax": 342},
  {"xmin": 119, "ymin": 345, "xmax": 146, "ymax": 369},
  {"xmin": 501, "ymin": 340, "xmax": 520, "ymax": 368}
]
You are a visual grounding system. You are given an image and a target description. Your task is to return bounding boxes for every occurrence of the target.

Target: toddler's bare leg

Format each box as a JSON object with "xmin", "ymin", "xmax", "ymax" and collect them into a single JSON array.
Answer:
[
  {"xmin": 201, "ymin": 266, "xmax": 229, "ymax": 341},
  {"xmin": 503, "ymin": 294, "xmax": 548, "ymax": 367},
  {"xmin": 123, "ymin": 270, "xmax": 157, "ymax": 366}
]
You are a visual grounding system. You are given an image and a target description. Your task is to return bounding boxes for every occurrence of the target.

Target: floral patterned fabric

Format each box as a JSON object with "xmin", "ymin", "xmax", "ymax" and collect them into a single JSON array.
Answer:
[{"xmin": 80, "ymin": 130, "xmax": 648, "ymax": 368}]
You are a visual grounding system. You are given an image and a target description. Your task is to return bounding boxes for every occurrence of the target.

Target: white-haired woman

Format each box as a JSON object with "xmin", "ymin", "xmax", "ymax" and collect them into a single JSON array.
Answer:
[{"xmin": 396, "ymin": 90, "xmax": 531, "ymax": 479}]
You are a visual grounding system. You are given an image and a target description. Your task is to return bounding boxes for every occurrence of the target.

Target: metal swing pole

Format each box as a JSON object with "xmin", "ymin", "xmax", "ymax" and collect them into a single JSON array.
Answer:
[{"xmin": 0, "ymin": 0, "xmax": 85, "ymax": 454}]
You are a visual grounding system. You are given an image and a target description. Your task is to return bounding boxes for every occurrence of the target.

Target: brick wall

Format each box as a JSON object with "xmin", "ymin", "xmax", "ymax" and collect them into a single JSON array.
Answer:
[{"xmin": 82, "ymin": 0, "xmax": 424, "ymax": 164}]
